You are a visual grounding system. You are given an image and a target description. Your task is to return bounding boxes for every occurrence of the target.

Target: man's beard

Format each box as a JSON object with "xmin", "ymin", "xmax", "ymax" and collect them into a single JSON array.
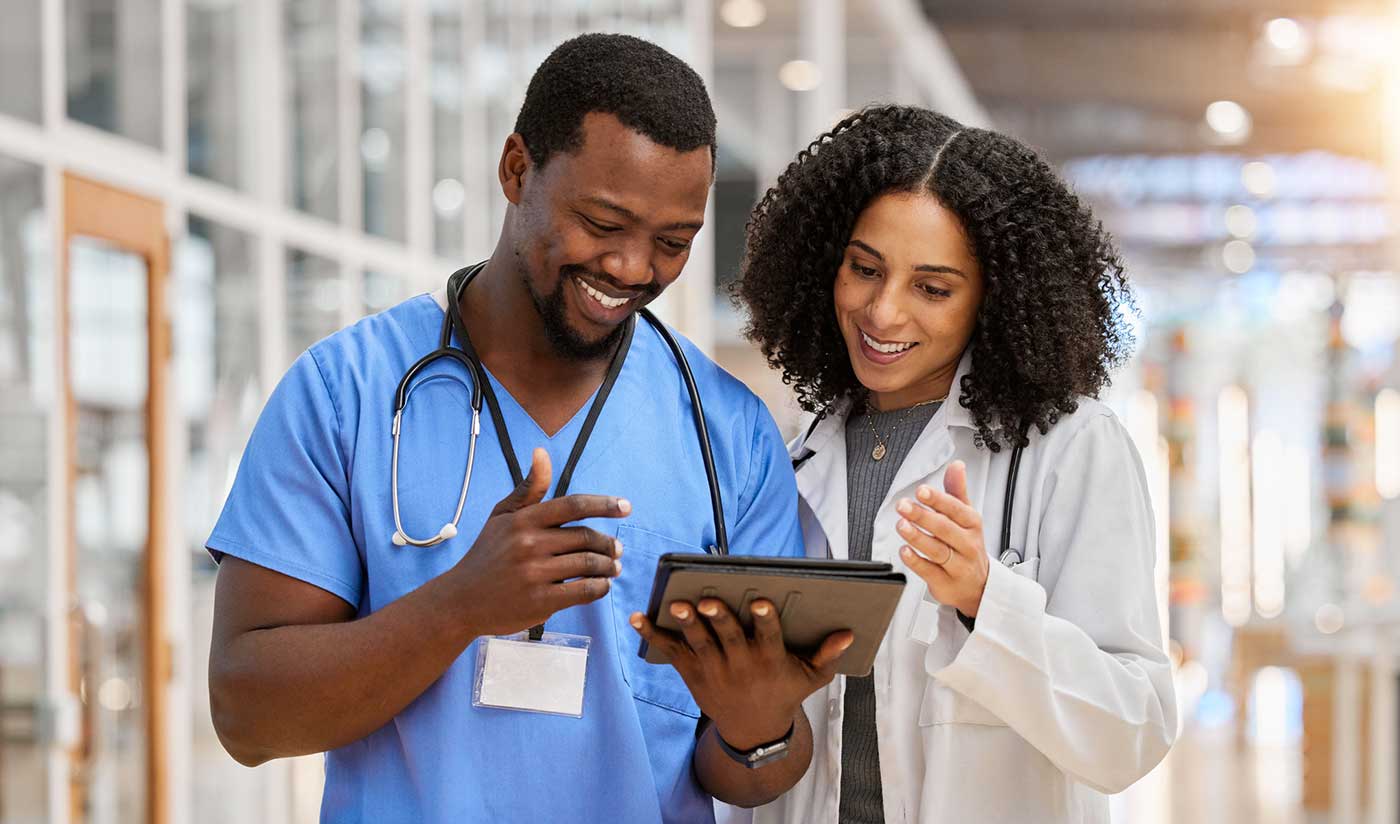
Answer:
[{"xmin": 527, "ymin": 265, "xmax": 656, "ymax": 361}]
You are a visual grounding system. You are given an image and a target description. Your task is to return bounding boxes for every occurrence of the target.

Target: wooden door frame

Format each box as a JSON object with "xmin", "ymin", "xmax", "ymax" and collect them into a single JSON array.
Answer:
[{"xmin": 60, "ymin": 173, "xmax": 170, "ymax": 824}]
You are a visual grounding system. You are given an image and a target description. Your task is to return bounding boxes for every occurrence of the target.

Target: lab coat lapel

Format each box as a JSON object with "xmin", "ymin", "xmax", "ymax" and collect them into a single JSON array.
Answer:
[
  {"xmin": 884, "ymin": 350, "xmax": 974, "ymax": 502},
  {"xmin": 792, "ymin": 405, "xmax": 850, "ymax": 561},
  {"xmin": 884, "ymin": 404, "xmax": 957, "ymax": 506}
]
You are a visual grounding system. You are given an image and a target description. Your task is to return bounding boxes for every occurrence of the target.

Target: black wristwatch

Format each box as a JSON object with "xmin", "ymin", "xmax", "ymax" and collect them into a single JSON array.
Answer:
[{"xmin": 715, "ymin": 723, "xmax": 795, "ymax": 769}]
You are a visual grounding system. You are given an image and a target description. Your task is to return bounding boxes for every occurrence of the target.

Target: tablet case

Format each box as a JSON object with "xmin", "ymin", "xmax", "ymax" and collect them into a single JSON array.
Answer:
[{"xmin": 638, "ymin": 553, "xmax": 908, "ymax": 677}]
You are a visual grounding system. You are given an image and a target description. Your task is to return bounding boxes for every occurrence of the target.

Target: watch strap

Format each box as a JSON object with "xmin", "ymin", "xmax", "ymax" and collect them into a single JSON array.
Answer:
[{"xmin": 715, "ymin": 722, "xmax": 795, "ymax": 769}]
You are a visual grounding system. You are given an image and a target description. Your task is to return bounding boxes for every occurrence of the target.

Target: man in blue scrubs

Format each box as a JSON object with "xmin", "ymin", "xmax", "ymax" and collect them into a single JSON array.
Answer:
[{"xmin": 206, "ymin": 33, "xmax": 850, "ymax": 822}]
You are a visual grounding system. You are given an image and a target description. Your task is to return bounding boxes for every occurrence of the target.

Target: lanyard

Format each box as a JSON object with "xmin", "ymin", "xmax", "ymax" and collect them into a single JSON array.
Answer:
[{"xmin": 446, "ymin": 268, "xmax": 634, "ymax": 638}]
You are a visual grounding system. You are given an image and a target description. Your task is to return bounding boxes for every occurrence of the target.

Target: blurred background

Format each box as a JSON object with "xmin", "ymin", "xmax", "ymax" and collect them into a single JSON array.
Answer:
[{"xmin": 0, "ymin": 0, "xmax": 1397, "ymax": 822}]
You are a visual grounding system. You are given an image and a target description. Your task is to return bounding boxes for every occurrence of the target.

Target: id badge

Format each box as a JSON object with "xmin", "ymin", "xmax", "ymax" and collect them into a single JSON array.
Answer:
[{"xmin": 472, "ymin": 631, "xmax": 591, "ymax": 718}]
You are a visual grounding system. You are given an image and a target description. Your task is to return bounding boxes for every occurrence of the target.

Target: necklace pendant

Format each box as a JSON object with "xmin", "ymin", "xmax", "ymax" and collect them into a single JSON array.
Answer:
[{"xmin": 871, "ymin": 442, "xmax": 887, "ymax": 461}]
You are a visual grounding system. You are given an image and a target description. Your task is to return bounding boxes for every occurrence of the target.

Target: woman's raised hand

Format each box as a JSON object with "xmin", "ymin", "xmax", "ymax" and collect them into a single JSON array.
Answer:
[{"xmin": 894, "ymin": 460, "xmax": 991, "ymax": 618}]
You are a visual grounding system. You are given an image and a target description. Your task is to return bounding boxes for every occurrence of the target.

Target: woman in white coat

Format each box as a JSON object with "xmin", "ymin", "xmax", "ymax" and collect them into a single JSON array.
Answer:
[{"xmin": 729, "ymin": 105, "xmax": 1178, "ymax": 823}]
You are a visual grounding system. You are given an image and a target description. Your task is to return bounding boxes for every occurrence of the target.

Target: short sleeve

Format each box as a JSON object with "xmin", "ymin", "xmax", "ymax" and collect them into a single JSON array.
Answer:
[
  {"xmin": 206, "ymin": 350, "xmax": 364, "ymax": 607},
  {"xmin": 729, "ymin": 398, "xmax": 804, "ymax": 559}
]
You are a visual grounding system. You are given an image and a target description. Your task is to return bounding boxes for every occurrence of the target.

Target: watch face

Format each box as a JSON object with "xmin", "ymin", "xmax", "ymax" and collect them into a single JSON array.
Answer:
[{"xmin": 747, "ymin": 741, "xmax": 791, "ymax": 768}]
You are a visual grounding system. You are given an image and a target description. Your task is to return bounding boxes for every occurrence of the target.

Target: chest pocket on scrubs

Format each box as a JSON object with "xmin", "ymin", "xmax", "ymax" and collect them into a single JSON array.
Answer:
[
  {"xmin": 918, "ymin": 556, "xmax": 1039, "ymax": 728},
  {"xmin": 610, "ymin": 524, "xmax": 703, "ymax": 718}
]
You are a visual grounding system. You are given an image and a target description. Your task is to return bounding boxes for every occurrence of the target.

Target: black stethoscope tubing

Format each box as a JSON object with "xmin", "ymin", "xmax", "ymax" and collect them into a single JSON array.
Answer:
[{"xmin": 392, "ymin": 262, "xmax": 729, "ymax": 556}]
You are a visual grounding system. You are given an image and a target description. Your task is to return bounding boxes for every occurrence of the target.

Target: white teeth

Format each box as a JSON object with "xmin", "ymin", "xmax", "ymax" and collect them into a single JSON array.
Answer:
[
  {"xmin": 861, "ymin": 331, "xmax": 915, "ymax": 355},
  {"xmin": 577, "ymin": 278, "xmax": 628, "ymax": 309}
]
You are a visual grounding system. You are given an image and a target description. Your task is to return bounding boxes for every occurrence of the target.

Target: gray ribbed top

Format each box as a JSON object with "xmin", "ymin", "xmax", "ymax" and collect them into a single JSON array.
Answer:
[{"xmin": 839, "ymin": 400, "xmax": 941, "ymax": 824}]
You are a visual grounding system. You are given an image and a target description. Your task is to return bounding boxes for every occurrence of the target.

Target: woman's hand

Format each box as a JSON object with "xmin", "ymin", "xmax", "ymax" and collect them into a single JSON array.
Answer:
[{"xmin": 895, "ymin": 460, "xmax": 991, "ymax": 618}]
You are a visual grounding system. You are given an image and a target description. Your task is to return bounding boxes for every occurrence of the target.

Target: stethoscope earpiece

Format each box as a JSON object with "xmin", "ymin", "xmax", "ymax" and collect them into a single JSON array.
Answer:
[{"xmin": 392, "ymin": 531, "xmax": 408, "ymax": 547}]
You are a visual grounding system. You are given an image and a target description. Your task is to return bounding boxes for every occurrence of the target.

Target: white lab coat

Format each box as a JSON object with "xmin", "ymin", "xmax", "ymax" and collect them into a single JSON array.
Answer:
[{"xmin": 723, "ymin": 352, "xmax": 1177, "ymax": 824}]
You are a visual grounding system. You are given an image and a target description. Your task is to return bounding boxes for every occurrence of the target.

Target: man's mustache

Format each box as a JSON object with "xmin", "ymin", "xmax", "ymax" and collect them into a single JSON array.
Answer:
[{"xmin": 559, "ymin": 265, "xmax": 660, "ymax": 301}]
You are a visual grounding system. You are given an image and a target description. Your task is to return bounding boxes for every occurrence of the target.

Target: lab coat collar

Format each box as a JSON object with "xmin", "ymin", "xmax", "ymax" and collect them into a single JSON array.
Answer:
[
  {"xmin": 790, "ymin": 347, "xmax": 974, "ymax": 466},
  {"xmin": 789, "ymin": 350, "xmax": 976, "ymax": 561},
  {"xmin": 790, "ymin": 398, "xmax": 850, "ymax": 461},
  {"xmin": 789, "ymin": 347, "xmax": 973, "ymax": 456},
  {"xmin": 943, "ymin": 348, "xmax": 975, "ymax": 432},
  {"xmin": 792, "ymin": 399, "xmax": 851, "ymax": 560},
  {"xmin": 884, "ymin": 348, "xmax": 974, "ymax": 497},
  {"xmin": 888, "ymin": 401, "xmax": 957, "ymax": 502}
]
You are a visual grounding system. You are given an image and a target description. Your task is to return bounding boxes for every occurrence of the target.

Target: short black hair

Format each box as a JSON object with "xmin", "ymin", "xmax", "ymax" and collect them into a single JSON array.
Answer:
[
  {"xmin": 514, "ymin": 33, "xmax": 717, "ymax": 170},
  {"xmin": 734, "ymin": 105, "xmax": 1135, "ymax": 451}
]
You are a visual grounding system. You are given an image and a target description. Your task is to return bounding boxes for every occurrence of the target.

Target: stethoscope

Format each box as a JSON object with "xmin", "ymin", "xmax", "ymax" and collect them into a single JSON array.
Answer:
[
  {"xmin": 389, "ymin": 262, "xmax": 729, "ymax": 556},
  {"xmin": 792, "ymin": 411, "xmax": 1028, "ymax": 567}
]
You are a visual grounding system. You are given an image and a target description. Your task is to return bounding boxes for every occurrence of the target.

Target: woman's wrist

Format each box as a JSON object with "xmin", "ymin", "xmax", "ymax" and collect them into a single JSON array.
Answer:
[{"xmin": 961, "ymin": 574, "xmax": 989, "ymax": 618}]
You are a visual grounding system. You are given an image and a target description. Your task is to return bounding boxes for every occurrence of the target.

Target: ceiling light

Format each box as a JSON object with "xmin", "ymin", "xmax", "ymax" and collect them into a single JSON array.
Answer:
[
  {"xmin": 779, "ymin": 60, "xmax": 822, "ymax": 92},
  {"xmin": 720, "ymin": 0, "xmax": 766, "ymax": 28},
  {"xmin": 1314, "ymin": 603, "xmax": 1344, "ymax": 634},
  {"xmin": 1222, "ymin": 240, "xmax": 1256, "ymax": 273},
  {"xmin": 432, "ymin": 178, "xmax": 465, "ymax": 217},
  {"xmin": 1265, "ymin": 18, "xmax": 1306, "ymax": 53},
  {"xmin": 360, "ymin": 127, "xmax": 392, "ymax": 170},
  {"xmin": 1241, "ymin": 161, "xmax": 1276, "ymax": 198},
  {"xmin": 1259, "ymin": 17, "xmax": 1311, "ymax": 66},
  {"xmin": 98, "ymin": 677, "xmax": 134, "ymax": 712},
  {"xmin": 1224, "ymin": 205, "xmax": 1257, "ymax": 238},
  {"xmin": 1205, "ymin": 100, "xmax": 1252, "ymax": 143}
]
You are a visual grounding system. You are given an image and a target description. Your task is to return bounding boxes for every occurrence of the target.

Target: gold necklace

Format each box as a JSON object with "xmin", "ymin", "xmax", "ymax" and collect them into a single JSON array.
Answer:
[{"xmin": 865, "ymin": 395, "xmax": 947, "ymax": 461}]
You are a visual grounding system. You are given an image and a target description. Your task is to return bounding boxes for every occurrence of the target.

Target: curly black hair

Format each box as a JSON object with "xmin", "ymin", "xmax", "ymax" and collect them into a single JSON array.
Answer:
[
  {"xmin": 514, "ymin": 33, "xmax": 717, "ymax": 170},
  {"xmin": 734, "ymin": 105, "xmax": 1135, "ymax": 451}
]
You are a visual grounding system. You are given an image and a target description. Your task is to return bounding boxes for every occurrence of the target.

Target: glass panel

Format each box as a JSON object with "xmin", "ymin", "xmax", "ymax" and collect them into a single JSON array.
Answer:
[
  {"xmin": 286, "ymin": 248, "xmax": 341, "ymax": 360},
  {"xmin": 0, "ymin": 3, "xmax": 42, "ymax": 122},
  {"xmin": 177, "ymin": 218, "xmax": 260, "ymax": 548},
  {"xmin": 69, "ymin": 236, "xmax": 149, "ymax": 823},
  {"xmin": 66, "ymin": 0, "xmax": 164, "ymax": 148},
  {"xmin": 187, "ymin": 0, "xmax": 252, "ymax": 190},
  {"xmin": 0, "ymin": 156, "xmax": 49, "ymax": 824},
  {"xmin": 363, "ymin": 269, "xmax": 405, "ymax": 316},
  {"xmin": 713, "ymin": 167, "xmax": 758, "ymax": 292},
  {"xmin": 286, "ymin": 0, "xmax": 339, "ymax": 221},
  {"xmin": 481, "ymin": 7, "xmax": 512, "ymax": 237},
  {"xmin": 431, "ymin": 3, "xmax": 465, "ymax": 259},
  {"xmin": 362, "ymin": 0, "xmax": 407, "ymax": 241},
  {"xmin": 175, "ymin": 216, "xmax": 268, "ymax": 823}
]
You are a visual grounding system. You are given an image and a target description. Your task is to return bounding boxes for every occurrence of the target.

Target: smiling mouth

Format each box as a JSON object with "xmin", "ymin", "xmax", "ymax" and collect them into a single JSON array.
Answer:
[
  {"xmin": 860, "ymin": 329, "xmax": 917, "ymax": 354},
  {"xmin": 575, "ymin": 276, "xmax": 632, "ymax": 310}
]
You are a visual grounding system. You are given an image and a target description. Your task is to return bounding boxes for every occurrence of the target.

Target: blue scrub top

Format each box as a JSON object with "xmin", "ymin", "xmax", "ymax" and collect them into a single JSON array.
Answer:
[{"xmin": 207, "ymin": 292, "xmax": 803, "ymax": 823}]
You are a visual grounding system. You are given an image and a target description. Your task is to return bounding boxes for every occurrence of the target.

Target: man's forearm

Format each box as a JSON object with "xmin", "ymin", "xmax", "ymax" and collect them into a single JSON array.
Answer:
[
  {"xmin": 694, "ymin": 711, "xmax": 814, "ymax": 808},
  {"xmin": 210, "ymin": 570, "xmax": 480, "ymax": 766}
]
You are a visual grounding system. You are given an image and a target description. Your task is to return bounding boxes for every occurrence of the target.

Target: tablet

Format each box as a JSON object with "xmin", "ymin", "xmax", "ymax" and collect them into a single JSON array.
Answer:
[{"xmin": 638, "ymin": 553, "xmax": 907, "ymax": 677}]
